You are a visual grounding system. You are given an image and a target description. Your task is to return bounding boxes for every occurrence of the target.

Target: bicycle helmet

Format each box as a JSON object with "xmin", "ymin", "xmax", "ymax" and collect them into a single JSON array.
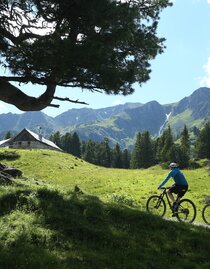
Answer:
[{"xmin": 169, "ymin": 162, "xmax": 178, "ymax": 168}]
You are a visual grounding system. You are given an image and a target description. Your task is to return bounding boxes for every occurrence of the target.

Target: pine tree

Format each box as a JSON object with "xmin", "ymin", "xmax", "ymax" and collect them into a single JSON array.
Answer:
[
  {"xmin": 61, "ymin": 132, "xmax": 72, "ymax": 153},
  {"xmin": 158, "ymin": 126, "xmax": 174, "ymax": 163},
  {"xmin": 122, "ymin": 149, "xmax": 130, "ymax": 169},
  {"xmin": 192, "ymin": 126, "xmax": 199, "ymax": 136},
  {"xmin": 4, "ymin": 131, "xmax": 11, "ymax": 139},
  {"xmin": 180, "ymin": 125, "xmax": 190, "ymax": 152},
  {"xmin": 81, "ymin": 141, "xmax": 86, "ymax": 158},
  {"xmin": 138, "ymin": 131, "xmax": 155, "ymax": 168},
  {"xmin": 179, "ymin": 125, "xmax": 190, "ymax": 167},
  {"xmin": 195, "ymin": 122, "xmax": 210, "ymax": 159},
  {"xmin": 130, "ymin": 132, "xmax": 142, "ymax": 168},
  {"xmin": 97, "ymin": 138, "xmax": 111, "ymax": 167},
  {"xmin": 71, "ymin": 132, "xmax": 81, "ymax": 157},
  {"xmin": 83, "ymin": 140, "xmax": 97, "ymax": 164},
  {"xmin": 112, "ymin": 143, "xmax": 123, "ymax": 168},
  {"xmin": 50, "ymin": 131, "xmax": 62, "ymax": 148},
  {"xmin": 154, "ymin": 137, "xmax": 161, "ymax": 163}
]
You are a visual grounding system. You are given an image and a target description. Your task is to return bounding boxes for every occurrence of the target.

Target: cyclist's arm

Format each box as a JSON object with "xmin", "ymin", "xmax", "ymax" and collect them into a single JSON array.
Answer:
[{"xmin": 158, "ymin": 171, "xmax": 173, "ymax": 189}]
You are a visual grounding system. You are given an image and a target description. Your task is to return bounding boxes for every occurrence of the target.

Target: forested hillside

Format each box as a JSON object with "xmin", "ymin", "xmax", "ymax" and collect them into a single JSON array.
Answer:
[{"xmin": 49, "ymin": 122, "xmax": 210, "ymax": 169}]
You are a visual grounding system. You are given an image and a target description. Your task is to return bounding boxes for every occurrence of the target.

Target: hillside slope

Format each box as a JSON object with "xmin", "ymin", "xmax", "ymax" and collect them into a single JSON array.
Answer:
[
  {"xmin": 0, "ymin": 149, "xmax": 210, "ymax": 268},
  {"xmin": 1, "ymin": 149, "xmax": 209, "ymax": 214}
]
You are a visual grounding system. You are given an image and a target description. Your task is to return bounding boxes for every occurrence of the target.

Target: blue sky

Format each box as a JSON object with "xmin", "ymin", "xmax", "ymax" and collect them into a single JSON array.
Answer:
[{"xmin": 1, "ymin": 0, "xmax": 210, "ymax": 117}]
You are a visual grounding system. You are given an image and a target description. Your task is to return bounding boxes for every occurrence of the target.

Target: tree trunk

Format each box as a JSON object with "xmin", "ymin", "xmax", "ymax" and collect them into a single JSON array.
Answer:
[{"xmin": 0, "ymin": 78, "xmax": 56, "ymax": 111}]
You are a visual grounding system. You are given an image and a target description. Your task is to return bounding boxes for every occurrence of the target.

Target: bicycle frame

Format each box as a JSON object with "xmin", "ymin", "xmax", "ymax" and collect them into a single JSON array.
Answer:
[{"xmin": 159, "ymin": 187, "xmax": 174, "ymax": 211}]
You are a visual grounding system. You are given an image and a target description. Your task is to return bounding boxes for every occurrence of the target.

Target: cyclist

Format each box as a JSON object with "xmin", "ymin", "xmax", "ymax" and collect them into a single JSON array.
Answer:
[{"xmin": 158, "ymin": 162, "xmax": 188, "ymax": 213}]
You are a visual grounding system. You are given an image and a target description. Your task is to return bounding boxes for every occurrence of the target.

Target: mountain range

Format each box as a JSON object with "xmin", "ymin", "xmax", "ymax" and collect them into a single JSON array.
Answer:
[{"xmin": 0, "ymin": 87, "xmax": 210, "ymax": 149}]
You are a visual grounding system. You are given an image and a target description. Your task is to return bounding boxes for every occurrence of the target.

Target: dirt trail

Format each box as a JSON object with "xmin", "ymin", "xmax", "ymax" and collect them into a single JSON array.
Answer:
[
  {"xmin": 164, "ymin": 217, "xmax": 210, "ymax": 228},
  {"xmin": 193, "ymin": 222, "xmax": 210, "ymax": 228}
]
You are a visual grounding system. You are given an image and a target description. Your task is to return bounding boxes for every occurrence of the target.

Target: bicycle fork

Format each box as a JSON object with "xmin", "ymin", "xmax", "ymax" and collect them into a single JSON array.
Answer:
[{"xmin": 155, "ymin": 194, "xmax": 164, "ymax": 209}]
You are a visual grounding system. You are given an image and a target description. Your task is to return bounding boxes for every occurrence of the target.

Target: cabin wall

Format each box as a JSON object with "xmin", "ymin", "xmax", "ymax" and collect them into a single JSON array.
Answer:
[{"xmin": 9, "ymin": 141, "xmax": 56, "ymax": 150}]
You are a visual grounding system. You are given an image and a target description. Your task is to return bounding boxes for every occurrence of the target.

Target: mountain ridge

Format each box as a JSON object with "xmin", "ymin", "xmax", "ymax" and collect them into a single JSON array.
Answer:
[{"xmin": 0, "ymin": 87, "xmax": 210, "ymax": 148}]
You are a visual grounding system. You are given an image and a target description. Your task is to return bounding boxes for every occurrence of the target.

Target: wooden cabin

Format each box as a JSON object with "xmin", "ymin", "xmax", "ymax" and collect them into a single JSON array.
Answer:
[{"xmin": 0, "ymin": 128, "xmax": 62, "ymax": 152}]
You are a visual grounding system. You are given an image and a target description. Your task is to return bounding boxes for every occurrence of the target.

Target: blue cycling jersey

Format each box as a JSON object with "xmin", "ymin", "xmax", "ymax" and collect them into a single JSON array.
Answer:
[{"xmin": 159, "ymin": 167, "xmax": 188, "ymax": 188}]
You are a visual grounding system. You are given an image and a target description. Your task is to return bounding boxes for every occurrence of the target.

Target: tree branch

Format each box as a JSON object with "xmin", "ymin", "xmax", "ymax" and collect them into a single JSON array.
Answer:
[
  {"xmin": 1, "ymin": 76, "xmax": 104, "ymax": 93},
  {"xmin": 0, "ymin": 76, "xmax": 46, "ymax": 84},
  {"xmin": 53, "ymin": 96, "xmax": 89, "ymax": 105},
  {"xmin": 0, "ymin": 78, "xmax": 57, "ymax": 111}
]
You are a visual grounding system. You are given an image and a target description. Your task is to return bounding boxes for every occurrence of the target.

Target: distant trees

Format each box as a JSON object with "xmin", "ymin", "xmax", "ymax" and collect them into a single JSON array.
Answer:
[
  {"xmin": 122, "ymin": 149, "xmax": 130, "ymax": 169},
  {"xmin": 50, "ymin": 131, "xmax": 62, "ymax": 149},
  {"xmin": 70, "ymin": 132, "xmax": 81, "ymax": 157},
  {"xmin": 50, "ymin": 131, "xmax": 81, "ymax": 157},
  {"xmin": 130, "ymin": 132, "xmax": 142, "ymax": 168},
  {"xmin": 156, "ymin": 126, "xmax": 174, "ymax": 163},
  {"xmin": 179, "ymin": 125, "xmax": 190, "ymax": 168},
  {"xmin": 95, "ymin": 138, "xmax": 112, "ymax": 168},
  {"xmin": 4, "ymin": 131, "xmax": 12, "ymax": 139},
  {"xmin": 180, "ymin": 125, "xmax": 190, "ymax": 152},
  {"xmin": 154, "ymin": 125, "xmax": 193, "ymax": 168},
  {"xmin": 82, "ymin": 140, "xmax": 97, "ymax": 164},
  {"xmin": 112, "ymin": 143, "xmax": 123, "ymax": 168},
  {"xmin": 49, "ymin": 122, "xmax": 210, "ymax": 169},
  {"xmin": 81, "ymin": 140, "xmax": 130, "ymax": 168},
  {"xmin": 131, "ymin": 131, "xmax": 155, "ymax": 168},
  {"xmin": 50, "ymin": 132, "xmax": 130, "ymax": 168},
  {"xmin": 195, "ymin": 122, "xmax": 210, "ymax": 159}
]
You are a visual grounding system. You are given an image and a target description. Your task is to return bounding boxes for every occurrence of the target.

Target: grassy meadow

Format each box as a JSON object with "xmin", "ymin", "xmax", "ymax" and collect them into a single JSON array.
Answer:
[{"xmin": 0, "ymin": 148, "xmax": 210, "ymax": 268}]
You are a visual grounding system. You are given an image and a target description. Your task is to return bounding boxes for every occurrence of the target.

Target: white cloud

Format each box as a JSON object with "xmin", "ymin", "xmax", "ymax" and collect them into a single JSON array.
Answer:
[
  {"xmin": 199, "ymin": 56, "xmax": 210, "ymax": 87},
  {"xmin": 112, "ymin": 99, "xmax": 125, "ymax": 106},
  {"xmin": 208, "ymin": 0, "xmax": 210, "ymax": 4}
]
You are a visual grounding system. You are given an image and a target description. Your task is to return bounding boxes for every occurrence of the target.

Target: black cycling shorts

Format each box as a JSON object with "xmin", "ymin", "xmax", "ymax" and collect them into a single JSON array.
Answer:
[{"xmin": 169, "ymin": 184, "xmax": 188, "ymax": 198}]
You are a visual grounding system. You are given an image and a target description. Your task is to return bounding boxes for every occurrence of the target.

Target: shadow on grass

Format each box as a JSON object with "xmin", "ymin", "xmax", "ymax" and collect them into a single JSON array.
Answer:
[
  {"xmin": 0, "ymin": 188, "xmax": 210, "ymax": 269},
  {"xmin": 0, "ymin": 151, "xmax": 20, "ymax": 161}
]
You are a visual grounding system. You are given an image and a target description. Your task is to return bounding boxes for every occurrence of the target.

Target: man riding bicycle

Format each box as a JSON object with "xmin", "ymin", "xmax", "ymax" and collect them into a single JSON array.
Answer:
[{"xmin": 158, "ymin": 162, "xmax": 188, "ymax": 213}]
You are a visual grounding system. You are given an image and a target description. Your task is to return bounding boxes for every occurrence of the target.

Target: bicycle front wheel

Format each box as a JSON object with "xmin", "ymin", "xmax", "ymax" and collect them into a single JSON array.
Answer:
[
  {"xmin": 202, "ymin": 204, "xmax": 210, "ymax": 225},
  {"xmin": 176, "ymin": 199, "xmax": 196, "ymax": 223},
  {"xmin": 146, "ymin": 195, "xmax": 166, "ymax": 217}
]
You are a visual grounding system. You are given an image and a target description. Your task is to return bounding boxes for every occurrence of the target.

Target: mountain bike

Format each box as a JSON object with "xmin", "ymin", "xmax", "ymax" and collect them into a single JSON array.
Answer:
[
  {"xmin": 202, "ymin": 203, "xmax": 210, "ymax": 225},
  {"xmin": 146, "ymin": 187, "xmax": 196, "ymax": 223}
]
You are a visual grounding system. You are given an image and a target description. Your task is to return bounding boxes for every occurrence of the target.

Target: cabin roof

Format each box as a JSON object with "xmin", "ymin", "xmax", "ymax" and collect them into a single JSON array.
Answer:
[
  {"xmin": 22, "ymin": 128, "xmax": 62, "ymax": 151},
  {"xmin": 0, "ymin": 138, "xmax": 12, "ymax": 146}
]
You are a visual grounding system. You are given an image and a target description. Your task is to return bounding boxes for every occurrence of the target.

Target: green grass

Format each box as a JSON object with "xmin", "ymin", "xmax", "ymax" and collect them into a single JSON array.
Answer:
[
  {"xmin": 0, "ymin": 148, "xmax": 210, "ymax": 268},
  {"xmin": 2, "ymin": 149, "xmax": 209, "ymax": 219}
]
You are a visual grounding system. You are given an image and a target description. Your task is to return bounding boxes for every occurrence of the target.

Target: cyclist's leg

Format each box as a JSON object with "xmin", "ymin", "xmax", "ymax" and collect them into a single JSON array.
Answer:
[
  {"xmin": 168, "ymin": 185, "xmax": 182, "ymax": 213},
  {"xmin": 167, "ymin": 190, "xmax": 174, "ymax": 201},
  {"xmin": 167, "ymin": 184, "xmax": 176, "ymax": 204},
  {"xmin": 174, "ymin": 185, "xmax": 188, "ymax": 211},
  {"xmin": 176, "ymin": 185, "xmax": 188, "ymax": 200}
]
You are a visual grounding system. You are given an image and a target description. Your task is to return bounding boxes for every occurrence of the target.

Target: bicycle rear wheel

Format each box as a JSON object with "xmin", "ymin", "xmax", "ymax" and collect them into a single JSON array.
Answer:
[
  {"xmin": 146, "ymin": 195, "xmax": 166, "ymax": 217},
  {"xmin": 176, "ymin": 199, "xmax": 196, "ymax": 223},
  {"xmin": 202, "ymin": 204, "xmax": 210, "ymax": 225}
]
